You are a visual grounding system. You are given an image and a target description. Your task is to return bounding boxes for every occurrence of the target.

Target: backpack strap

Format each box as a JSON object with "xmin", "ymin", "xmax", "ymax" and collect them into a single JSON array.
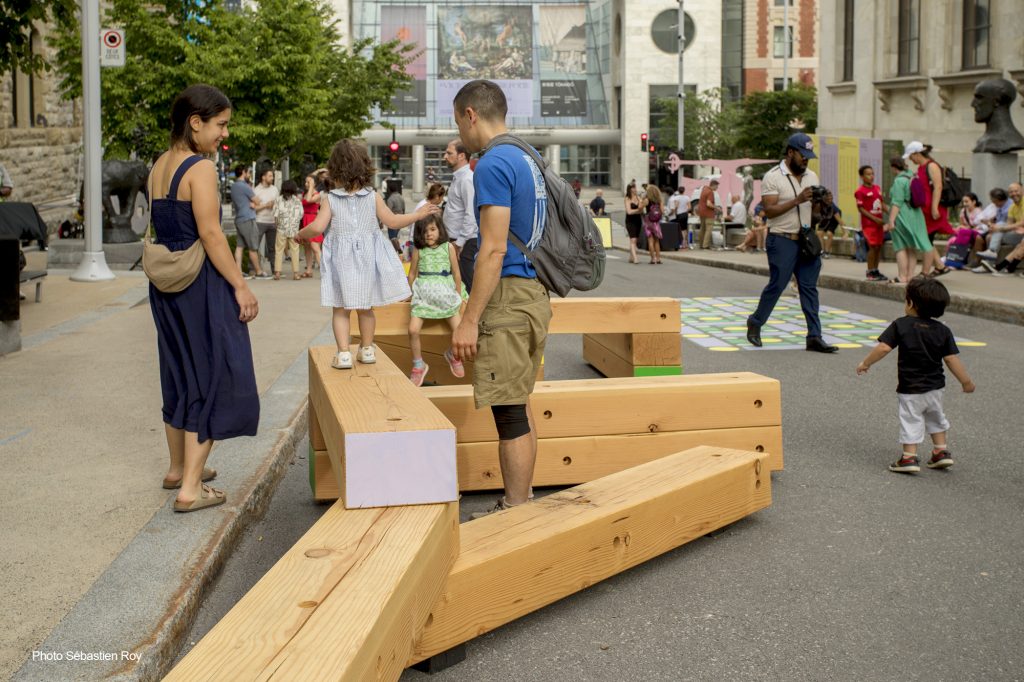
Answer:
[
  {"xmin": 478, "ymin": 133, "xmax": 545, "ymax": 259},
  {"xmin": 168, "ymin": 155, "xmax": 206, "ymax": 201}
]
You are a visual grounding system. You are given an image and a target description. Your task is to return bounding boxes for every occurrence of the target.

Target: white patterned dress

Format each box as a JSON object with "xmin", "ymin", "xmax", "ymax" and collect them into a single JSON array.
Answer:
[{"xmin": 320, "ymin": 187, "xmax": 411, "ymax": 310}]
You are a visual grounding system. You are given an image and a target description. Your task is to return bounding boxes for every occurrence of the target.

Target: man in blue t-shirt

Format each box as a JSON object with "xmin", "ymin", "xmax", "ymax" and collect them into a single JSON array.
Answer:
[
  {"xmin": 229, "ymin": 165, "xmax": 268, "ymax": 279},
  {"xmin": 450, "ymin": 79, "xmax": 553, "ymax": 517}
]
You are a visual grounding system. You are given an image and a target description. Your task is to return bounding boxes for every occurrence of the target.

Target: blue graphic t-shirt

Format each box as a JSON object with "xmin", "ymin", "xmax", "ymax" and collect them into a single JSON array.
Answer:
[{"xmin": 473, "ymin": 142, "xmax": 547, "ymax": 279}]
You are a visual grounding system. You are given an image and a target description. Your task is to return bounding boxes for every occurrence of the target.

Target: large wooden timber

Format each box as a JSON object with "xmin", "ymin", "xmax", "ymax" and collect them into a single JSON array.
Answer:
[
  {"xmin": 583, "ymin": 332, "xmax": 682, "ymax": 378},
  {"xmin": 422, "ymin": 373, "xmax": 781, "ymax": 443},
  {"xmin": 308, "ymin": 345, "xmax": 457, "ymax": 508},
  {"xmin": 356, "ymin": 297, "xmax": 680, "ymax": 337},
  {"xmin": 408, "ymin": 446, "xmax": 771, "ymax": 664},
  {"xmin": 166, "ymin": 501, "xmax": 459, "ymax": 682},
  {"xmin": 310, "ymin": 424, "xmax": 782, "ymax": 500}
]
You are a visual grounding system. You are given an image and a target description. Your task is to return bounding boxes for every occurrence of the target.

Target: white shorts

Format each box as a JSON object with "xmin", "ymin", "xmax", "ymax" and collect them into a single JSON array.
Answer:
[{"xmin": 897, "ymin": 389, "xmax": 950, "ymax": 445}]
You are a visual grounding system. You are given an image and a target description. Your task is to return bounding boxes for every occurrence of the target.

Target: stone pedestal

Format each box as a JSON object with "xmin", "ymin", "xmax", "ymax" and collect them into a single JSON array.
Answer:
[
  {"xmin": 48, "ymin": 239, "xmax": 143, "ymax": 270},
  {"xmin": 971, "ymin": 152, "xmax": 1019, "ymax": 202}
]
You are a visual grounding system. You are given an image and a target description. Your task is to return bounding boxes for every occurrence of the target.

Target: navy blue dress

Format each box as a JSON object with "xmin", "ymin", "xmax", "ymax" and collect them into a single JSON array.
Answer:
[{"xmin": 149, "ymin": 154, "xmax": 259, "ymax": 443}]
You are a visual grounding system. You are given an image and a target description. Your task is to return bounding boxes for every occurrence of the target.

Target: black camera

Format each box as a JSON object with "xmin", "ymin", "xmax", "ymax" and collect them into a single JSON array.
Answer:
[{"xmin": 810, "ymin": 185, "xmax": 830, "ymax": 203}]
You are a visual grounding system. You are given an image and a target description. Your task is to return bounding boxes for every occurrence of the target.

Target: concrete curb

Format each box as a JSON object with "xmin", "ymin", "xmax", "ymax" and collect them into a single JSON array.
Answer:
[
  {"xmin": 634, "ymin": 248, "xmax": 1024, "ymax": 326},
  {"xmin": 14, "ymin": 327, "xmax": 331, "ymax": 682}
]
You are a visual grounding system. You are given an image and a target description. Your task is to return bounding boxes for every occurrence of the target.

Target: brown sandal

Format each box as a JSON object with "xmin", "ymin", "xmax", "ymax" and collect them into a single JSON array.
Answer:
[
  {"xmin": 273, "ymin": 272, "xmax": 281, "ymax": 280},
  {"xmin": 301, "ymin": 271, "xmax": 312, "ymax": 278},
  {"xmin": 162, "ymin": 466, "xmax": 217, "ymax": 489},
  {"xmin": 173, "ymin": 484, "xmax": 226, "ymax": 513},
  {"xmin": 293, "ymin": 274, "xmax": 302, "ymax": 280}
]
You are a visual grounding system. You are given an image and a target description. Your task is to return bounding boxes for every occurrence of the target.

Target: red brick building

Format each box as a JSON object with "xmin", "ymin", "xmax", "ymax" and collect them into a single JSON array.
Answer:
[{"xmin": 744, "ymin": 0, "xmax": 818, "ymax": 92}]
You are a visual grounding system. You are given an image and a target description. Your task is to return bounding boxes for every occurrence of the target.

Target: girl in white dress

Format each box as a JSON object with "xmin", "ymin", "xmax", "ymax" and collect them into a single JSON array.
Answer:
[{"xmin": 297, "ymin": 139, "xmax": 439, "ymax": 369}]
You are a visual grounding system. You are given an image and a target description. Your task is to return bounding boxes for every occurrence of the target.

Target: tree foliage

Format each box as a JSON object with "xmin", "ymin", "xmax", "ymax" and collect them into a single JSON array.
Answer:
[
  {"xmin": 49, "ymin": 0, "xmax": 412, "ymax": 163},
  {"xmin": 0, "ymin": 0, "xmax": 75, "ymax": 76},
  {"xmin": 652, "ymin": 85, "xmax": 818, "ymax": 163}
]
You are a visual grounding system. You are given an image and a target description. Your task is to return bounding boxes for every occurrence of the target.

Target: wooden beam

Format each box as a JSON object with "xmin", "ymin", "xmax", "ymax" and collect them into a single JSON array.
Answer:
[
  {"xmin": 311, "ymin": 424, "xmax": 783, "ymax": 500},
  {"xmin": 583, "ymin": 333, "xmax": 639, "ymax": 378},
  {"xmin": 167, "ymin": 501, "xmax": 459, "ymax": 682},
  {"xmin": 309, "ymin": 397, "xmax": 326, "ymax": 451},
  {"xmin": 584, "ymin": 332, "xmax": 681, "ymax": 365},
  {"xmin": 408, "ymin": 446, "xmax": 771, "ymax": 664},
  {"xmin": 309, "ymin": 345, "xmax": 458, "ymax": 508},
  {"xmin": 355, "ymin": 298, "xmax": 680, "ymax": 337},
  {"xmin": 422, "ymin": 373, "xmax": 781, "ymax": 443}
]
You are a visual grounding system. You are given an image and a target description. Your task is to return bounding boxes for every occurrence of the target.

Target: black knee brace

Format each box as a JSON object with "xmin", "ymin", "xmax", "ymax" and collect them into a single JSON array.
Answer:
[{"xmin": 491, "ymin": 404, "xmax": 530, "ymax": 440}]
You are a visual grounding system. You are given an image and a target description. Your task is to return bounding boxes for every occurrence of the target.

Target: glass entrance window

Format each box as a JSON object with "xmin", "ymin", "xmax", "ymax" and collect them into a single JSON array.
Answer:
[{"xmin": 559, "ymin": 145, "xmax": 610, "ymax": 187}]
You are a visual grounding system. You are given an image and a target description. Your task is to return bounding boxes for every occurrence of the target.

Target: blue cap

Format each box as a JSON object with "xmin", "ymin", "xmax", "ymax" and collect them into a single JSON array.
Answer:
[{"xmin": 786, "ymin": 133, "xmax": 816, "ymax": 159}]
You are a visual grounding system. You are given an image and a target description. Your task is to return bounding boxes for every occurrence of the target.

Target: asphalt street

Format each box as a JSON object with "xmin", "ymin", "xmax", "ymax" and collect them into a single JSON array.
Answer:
[{"xmin": 176, "ymin": 253, "xmax": 1024, "ymax": 681}]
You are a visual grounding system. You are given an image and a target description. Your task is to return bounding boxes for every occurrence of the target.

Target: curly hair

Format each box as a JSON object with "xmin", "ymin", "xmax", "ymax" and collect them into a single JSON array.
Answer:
[{"xmin": 326, "ymin": 139, "xmax": 376, "ymax": 192}]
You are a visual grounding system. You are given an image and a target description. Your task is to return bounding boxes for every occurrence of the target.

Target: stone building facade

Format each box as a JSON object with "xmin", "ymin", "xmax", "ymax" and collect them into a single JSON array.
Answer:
[
  {"xmin": 818, "ymin": 0, "xmax": 1024, "ymax": 179},
  {"xmin": 0, "ymin": 23, "xmax": 83, "ymax": 230},
  {"xmin": 743, "ymin": 0, "xmax": 819, "ymax": 93}
]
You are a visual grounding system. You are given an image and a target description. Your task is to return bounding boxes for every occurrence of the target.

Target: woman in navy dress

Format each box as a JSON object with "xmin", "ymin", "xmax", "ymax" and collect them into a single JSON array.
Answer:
[{"xmin": 148, "ymin": 85, "xmax": 259, "ymax": 512}]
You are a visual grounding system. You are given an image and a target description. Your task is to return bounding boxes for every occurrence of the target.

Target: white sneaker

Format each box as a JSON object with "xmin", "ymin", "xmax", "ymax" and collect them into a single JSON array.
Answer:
[
  {"xmin": 977, "ymin": 260, "xmax": 996, "ymax": 273},
  {"xmin": 357, "ymin": 345, "xmax": 376, "ymax": 364},
  {"xmin": 976, "ymin": 250, "xmax": 998, "ymax": 260},
  {"xmin": 970, "ymin": 265, "xmax": 988, "ymax": 273},
  {"xmin": 331, "ymin": 351, "xmax": 353, "ymax": 369}
]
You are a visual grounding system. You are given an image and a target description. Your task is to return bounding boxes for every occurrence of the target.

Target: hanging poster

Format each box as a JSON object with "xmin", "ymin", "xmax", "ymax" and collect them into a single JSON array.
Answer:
[
  {"xmin": 538, "ymin": 4, "xmax": 587, "ymax": 116},
  {"xmin": 436, "ymin": 5, "xmax": 534, "ymax": 117},
  {"xmin": 381, "ymin": 5, "xmax": 427, "ymax": 117}
]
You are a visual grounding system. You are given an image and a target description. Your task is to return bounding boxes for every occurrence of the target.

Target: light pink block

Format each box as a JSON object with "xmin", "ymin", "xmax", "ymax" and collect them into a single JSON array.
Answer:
[{"xmin": 343, "ymin": 429, "xmax": 458, "ymax": 509}]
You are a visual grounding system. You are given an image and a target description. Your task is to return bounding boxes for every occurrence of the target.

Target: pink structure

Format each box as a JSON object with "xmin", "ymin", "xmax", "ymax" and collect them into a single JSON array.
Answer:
[{"xmin": 664, "ymin": 154, "xmax": 777, "ymax": 210}]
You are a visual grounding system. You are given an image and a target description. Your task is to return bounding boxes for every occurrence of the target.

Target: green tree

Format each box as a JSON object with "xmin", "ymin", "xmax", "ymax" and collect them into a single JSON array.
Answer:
[
  {"xmin": 0, "ymin": 0, "xmax": 75, "ymax": 75},
  {"xmin": 733, "ymin": 84, "xmax": 817, "ymax": 159},
  {"xmin": 652, "ymin": 89, "xmax": 742, "ymax": 162},
  {"xmin": 50, "ymin": 0, "xmax": 412, "ymax": 163}
]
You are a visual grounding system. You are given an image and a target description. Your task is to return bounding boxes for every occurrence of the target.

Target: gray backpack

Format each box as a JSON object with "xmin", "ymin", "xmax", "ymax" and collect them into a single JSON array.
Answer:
[{"xmin": 481, "ymin": 133, "xmax": 606, "ymax": 297}]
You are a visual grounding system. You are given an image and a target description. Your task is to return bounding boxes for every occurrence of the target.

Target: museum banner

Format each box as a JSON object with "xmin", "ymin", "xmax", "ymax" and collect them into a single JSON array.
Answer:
[{"xmin": 381, "ymin": 5, "xmax": 427, "ymax": 117}]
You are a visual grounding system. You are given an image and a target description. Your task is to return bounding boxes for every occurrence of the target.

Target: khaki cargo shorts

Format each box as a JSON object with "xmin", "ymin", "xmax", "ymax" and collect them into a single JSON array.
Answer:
[{"xmin": 473, "ymin": 277, "xmax": 552, "ymax": 409}]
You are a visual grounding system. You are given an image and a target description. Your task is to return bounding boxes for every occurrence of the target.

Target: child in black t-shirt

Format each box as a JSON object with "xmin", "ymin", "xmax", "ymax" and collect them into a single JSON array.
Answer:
[{"xmin": 856, "ymin": 277, "xmax": 975, "ymax": 473}]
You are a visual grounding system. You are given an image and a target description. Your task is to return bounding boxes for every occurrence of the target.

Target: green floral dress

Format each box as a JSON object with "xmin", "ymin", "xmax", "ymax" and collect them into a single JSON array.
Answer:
[{"xmin": 411, "ymin": 243, "xmax": 467, "ymax": 319}]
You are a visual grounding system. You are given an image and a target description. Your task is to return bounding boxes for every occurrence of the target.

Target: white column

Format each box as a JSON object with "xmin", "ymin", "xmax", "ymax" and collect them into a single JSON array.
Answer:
[
  {"xmin": 71, "ymin": 0, "xmax": 115, "ymax": 282},
  {"xmin": 412, "ymin": 144, "xmax": 425, "ymax": 194},
  {"xmin": 545, "ymin": 144, "xmax": 561, "ymax": 176}
]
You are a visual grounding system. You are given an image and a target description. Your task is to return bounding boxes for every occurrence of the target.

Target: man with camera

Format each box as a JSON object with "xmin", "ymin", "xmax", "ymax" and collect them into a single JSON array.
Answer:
[{"xmin": 746, "ymin": 133, "xmax": 838, "ymax": 353}]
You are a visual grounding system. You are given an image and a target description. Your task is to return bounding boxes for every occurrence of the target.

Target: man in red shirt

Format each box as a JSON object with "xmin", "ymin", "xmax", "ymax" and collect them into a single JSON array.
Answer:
[
  {"xmin": 854, "ymin": 165, "xmax": 888, "ymax": 281},
  {"xmin": 697, "ymin": 178, "xmax": 720, "ymax": 249}
]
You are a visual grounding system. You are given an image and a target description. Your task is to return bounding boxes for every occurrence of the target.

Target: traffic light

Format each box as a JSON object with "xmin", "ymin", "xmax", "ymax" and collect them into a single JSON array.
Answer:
[
  {"xmin": 388, "ymin": 140, "xmax": 400, "ymax": 173},
  {"xmin": 640, "ymin": 132, "xmax": 648, "ymax": 151},
  {"xmin": 648, "ymin": 144, "xmax": 656, "ymax": 154}
]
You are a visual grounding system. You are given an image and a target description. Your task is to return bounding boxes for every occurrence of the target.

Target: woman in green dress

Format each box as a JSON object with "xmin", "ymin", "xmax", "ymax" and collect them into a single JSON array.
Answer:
[
  {"xmin": 885, "ymin": 156, "xmax": 932, "ymax": 284},
  {"xmin": 406, "ymin": 214, "xmax": 469, "ymax": 386}
]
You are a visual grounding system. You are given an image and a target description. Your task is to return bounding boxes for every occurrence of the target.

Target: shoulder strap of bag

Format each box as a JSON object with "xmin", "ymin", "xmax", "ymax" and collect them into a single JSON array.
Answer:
[
  {"xmin": 784, "ymin": 172, "xmax": 808, "ymax": 228},
  {"xmin": 479, "ymin": 133, "xmax": 545, "ymax": 257}
]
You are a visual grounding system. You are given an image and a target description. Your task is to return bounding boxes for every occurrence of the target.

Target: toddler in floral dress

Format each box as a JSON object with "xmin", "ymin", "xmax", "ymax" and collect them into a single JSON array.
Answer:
[{"xmin": 407, "ymin": 215, "xmax": 468, "ymax": 386}]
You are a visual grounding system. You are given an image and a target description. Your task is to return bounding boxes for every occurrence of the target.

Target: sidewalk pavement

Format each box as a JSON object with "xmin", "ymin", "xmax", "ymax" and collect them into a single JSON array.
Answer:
[
  {"xmin": 604, "ymin": 220, "xmax": 1024, "ymax": 326},
  {"xmin": 5, "ymin": 222, "xmax": 1019, "ymax": 681},
  {"xmin": 5, "ymin": 253, "xmax": 331, "ymax": 681}
]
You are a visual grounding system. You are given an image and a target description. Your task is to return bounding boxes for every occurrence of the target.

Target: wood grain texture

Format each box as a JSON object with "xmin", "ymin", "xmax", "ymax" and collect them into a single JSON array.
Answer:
[
  {"xmin": 585, "ymin": 332, "xmax": 682, "ymax": 365},
  {"xmin": 166, "ymin": 501, "xmax": 459, "ymax": 682},
  {"xmin": 310, "ymin": 398, "xmax": 326, "ymax": 451},
  {"xmin": 408, "ymin": 446, "xmax": 771, "ymax": 664},
  {"xmin": 422, "ymin": 373, "xmax": 782, "ymax": 443},
  {"xmin": 311, "ymin": 424, "xmax": 783, "ymax": 500},
  {"xmin": 354, "ymin": 298, "xmax": 680, "ymax": 337}
]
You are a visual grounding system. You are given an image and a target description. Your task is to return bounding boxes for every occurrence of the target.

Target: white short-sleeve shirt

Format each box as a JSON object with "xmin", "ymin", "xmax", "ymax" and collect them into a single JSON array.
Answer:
[{"xmin": 760, "ymin": 161, "xmax": 819, "ymax": 234}]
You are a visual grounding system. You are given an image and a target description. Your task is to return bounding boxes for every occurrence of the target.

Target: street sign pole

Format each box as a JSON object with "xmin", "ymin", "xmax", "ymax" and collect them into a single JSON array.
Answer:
[
  {"xmin": 677, "ymin": 0, "xmax": 685, "ymax": 157},
  {"xmin": 71, "ymin": 0, "xmax": 115, "ymax": 282}
]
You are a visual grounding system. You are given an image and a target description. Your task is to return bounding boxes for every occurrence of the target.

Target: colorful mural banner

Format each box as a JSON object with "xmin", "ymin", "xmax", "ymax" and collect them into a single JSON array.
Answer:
[
  {"xmin": 381, "ymin": 5, "xmax": 427, "ymax": 117},
  {"xmin": 437, "ymin": 6, "xmax": 533, "ymax": 81}
]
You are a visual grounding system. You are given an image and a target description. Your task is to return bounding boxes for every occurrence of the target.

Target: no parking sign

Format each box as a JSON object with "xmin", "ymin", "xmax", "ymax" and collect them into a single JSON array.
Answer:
[{"xmin": 100, "ymin": 29, "xmax": 125, "ymax": 67}]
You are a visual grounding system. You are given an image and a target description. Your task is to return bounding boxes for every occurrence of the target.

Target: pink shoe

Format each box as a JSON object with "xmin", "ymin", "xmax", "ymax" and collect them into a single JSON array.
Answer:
[
  {"xmin": 444, "ymin": 349, "xmax": 465, "ymax": 378},
  {"xmin": 409, "ymin": 363, "xmax": 429, "ymax": 387}
]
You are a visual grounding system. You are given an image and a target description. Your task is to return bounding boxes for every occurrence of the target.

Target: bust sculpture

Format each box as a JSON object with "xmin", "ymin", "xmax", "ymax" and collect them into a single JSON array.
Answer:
[{"xmin": 971, "ymin": 78, "xmax": 1024, "ymax": 154}]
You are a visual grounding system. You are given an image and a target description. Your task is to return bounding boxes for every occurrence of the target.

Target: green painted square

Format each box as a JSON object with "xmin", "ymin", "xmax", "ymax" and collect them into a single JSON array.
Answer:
[{"xmin": 634, "ymin": 365, "xmax": 683, "ymax": 377}]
